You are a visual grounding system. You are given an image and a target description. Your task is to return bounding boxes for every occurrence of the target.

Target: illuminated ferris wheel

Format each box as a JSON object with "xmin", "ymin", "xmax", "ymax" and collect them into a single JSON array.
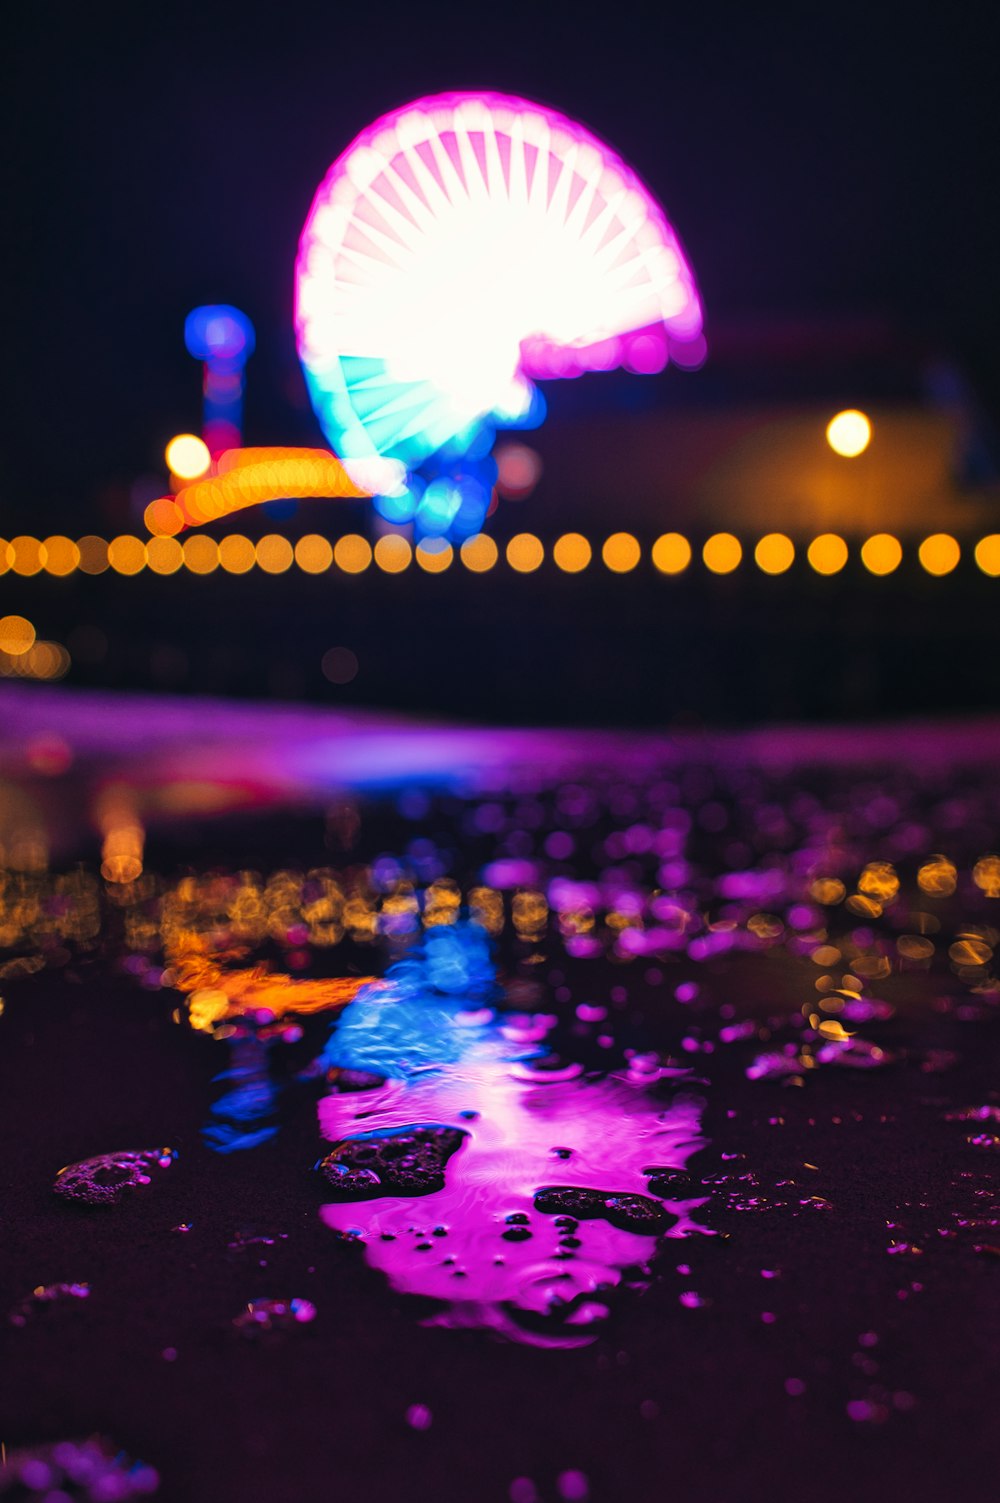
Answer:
[{"xmin": 295, "ymin": 91, "xmax": 703, "ymax": 534}]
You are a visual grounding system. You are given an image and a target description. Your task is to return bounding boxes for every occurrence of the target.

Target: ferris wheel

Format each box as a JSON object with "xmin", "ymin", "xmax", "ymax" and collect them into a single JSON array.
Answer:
[{"xmin": 295, "ymin": 91, "xmax": 703, "ymax": 533}]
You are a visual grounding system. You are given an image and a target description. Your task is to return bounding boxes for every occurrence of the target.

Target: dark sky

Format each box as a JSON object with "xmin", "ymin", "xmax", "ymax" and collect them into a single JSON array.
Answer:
[{"xmin": 5, "ymin": 0, "xmax": 997, "ymax": 517}]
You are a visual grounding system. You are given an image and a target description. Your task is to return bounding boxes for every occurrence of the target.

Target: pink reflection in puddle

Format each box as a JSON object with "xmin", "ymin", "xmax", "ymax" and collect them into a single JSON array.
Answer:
[{"xmin": 319, "ymin": 1043, "xmax": 705, "ymax": 1346}]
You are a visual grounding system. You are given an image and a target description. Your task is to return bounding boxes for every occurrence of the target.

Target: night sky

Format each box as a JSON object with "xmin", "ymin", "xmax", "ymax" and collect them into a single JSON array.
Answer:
[{"xmin": 6, "ymin": 0, "xmax": 998, "ymax": 519}]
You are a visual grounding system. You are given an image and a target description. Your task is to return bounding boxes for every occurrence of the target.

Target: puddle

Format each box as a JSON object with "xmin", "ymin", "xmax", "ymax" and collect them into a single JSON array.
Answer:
[{"xmin": 318, "ymin": 926, "xmax": 705, "ymax": 1345}]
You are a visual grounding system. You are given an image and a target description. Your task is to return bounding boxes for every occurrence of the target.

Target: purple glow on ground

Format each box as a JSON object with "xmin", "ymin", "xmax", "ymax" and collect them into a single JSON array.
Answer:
[
  {"xmin": 319, "ymin": 1044, "xmax": 704, "ymax": 1346},
  {"xmin": 6, "ymin": 686, "xmax": 1000, "ymax": 785}
]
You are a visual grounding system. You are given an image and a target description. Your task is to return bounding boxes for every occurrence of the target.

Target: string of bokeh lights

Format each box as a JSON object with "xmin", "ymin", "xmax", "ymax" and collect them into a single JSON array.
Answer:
[{"xmin": 3, "ymin": 530, "xmax": 1000, "ymax": 577}]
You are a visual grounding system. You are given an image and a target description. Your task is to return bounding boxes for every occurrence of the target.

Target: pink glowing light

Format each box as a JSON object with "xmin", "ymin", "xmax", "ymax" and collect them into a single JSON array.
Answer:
[{"xmin": 295, "ymin": 92, "xmax": 703, "ymax": 487}]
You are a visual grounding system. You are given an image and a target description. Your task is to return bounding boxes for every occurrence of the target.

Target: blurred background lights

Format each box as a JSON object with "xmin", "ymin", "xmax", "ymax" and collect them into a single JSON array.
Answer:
[
  {"xmin": 416, "ymin": 539, "xmax": 454, "ymax": 573},
  {"xmin": 974, "ymin": 535, "xmax": 1000, "ymax": 576},
  {"xmin": 333, "ymin": 534, "xmax": 372, "ymax": 574},
  {"xmin": 754, "ymin": 533, "xmax": 795, "ymax": 575},
  {"xmin": 182, "ymin": 535, "xmax": 219, "ymax": 575},
  {"xmin": 553, "ymin": 533, "xmax": 592, "ymax": 573},
  {"xmin": 184, "ymin": 304, "xmax": 255, "ymax": 455},
  {"xmin": 652, "ymin": 533, "xmax": 692, "ymax": 575},
  {"xmin": 374, "ymin": 535, "xmax": 412, "ymax": 573},
  {"xmin": 506, "ymin": 534, "xmax": 544, "ymax": 574},
  {"xmin": 146, "ymin": 537, "xmax": 183, "ymax": 575},
  {"xmin": 42, "ymin": 536, "xmax": 81, "ymax": 576},
  {"xmin": 919, "ymin": 533, "xmax": 961, "ymax": 575},
  {"xmin": 15, "ymin": 526, "xmax": 1000, "ymax": 589},
  {"xmin": 0, "ymin": 615, "xmax": 36, "ymax": 655},
  {"xmin": 295, "ymin": 534, "xmax": 334, "ymax": 574},
  {"xmin": 416, "ymin": 478, "xmax": 464, "ymax": 536},
  {"xmin": 170, "ymin": 448, "xmax": 366, "ymax": 532},
  {"xmin": 77, "ymin": 536, "xmax": 109, "ymax": 574},
  {"xmin": 108, "ymin": 535, "xmax": 146, "ymax": 575},
  {"xmin": 807, "ymin": 533, "xmax": 849, "ymax": 574},
  {"xmin": 861, "ymin": 533, "xmax": 903, "ymax": 575},
  {"xmin": 322, "ymin": 646, "xmax": 359, "ymax": 685},
  {"xmin": 184, "ymin": 305, "xmax": 255, "ymax": 365},
  {"xmin": 255, "ymin": 534, "xmax": 294, "ymax": 574},
  {"xmin": 165, "ymin": 433, "xmax": 211, "ymax": 480},
  {"xmin": 622, "ymin": 329, "xmax": 669, "ymax": 374},
  {"xmin": 219, "ymin": 534, "xmax": 256, "ymax": 574},
  {"xmin": 374, "ymin": 484, "xmax": 421, "ymax": 527},
  {"xmin": 12, "ymin": 536, "xmax": 45, "ymax": 575},
  {"xmin": 495, "ymin": 443, "xmax": 543, "ymax": 500},
  {"xmin": 460, "ymin": 534, "xmax": 498, "ymax": 573},
  {"xmin": 826, "ymin": 409, "xmax": 872, "ymax": 457},
  {"xmin": 0, "ymin": 639, "xmax": 70, "ymax": 681},
  {"xmin": 295, "ymin": 92, "xmax": 703, "ymax": 534},
  {"xmin": 144, "ymin": 498, "xmax": 184, "ymax": 537},
  {"xmin": 703, "ymin": 533, "xmax": 742, "ymax": 575},
  {"xmin": 602, "ymin": 533, "xmax": 641, "ymax": 573}
]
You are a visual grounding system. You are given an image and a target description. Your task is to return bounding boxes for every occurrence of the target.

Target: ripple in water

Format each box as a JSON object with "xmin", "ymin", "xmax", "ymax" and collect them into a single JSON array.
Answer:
[{"xmin": 318, "ymin": 925, "xmax": 705, "ymax": 1346}]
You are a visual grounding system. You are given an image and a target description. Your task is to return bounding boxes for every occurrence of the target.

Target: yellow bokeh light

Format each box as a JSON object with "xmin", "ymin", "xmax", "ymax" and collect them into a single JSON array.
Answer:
[
  {"xmin": 861, "ymin": 533, "xmax": 902, "ymax": 576},
  {"xmin": 553, "ymin": 533, "xmax": 592, "ymax": 573},
  {"xmin": 183, "ymin": 534, "xmax": 219, "ymax": 575},
  {"xmin": 918, "ymin": 533, "xmax": 960, "ymax": 576},
  {"xmin": 460, "ymin": 534, "xmax": 499, "ymax": 573},
  {"xmin": 255, "ymin": 534, "xmax": 294, "ymax": 574},
  {"xmin": 42, "ymin": 536, "xmax": 80, "ymax": 577},
  {"xmin": 807, "ymin": 534, "xmax": 848, "ymax": 575},
  {"xmin": 0, "ymin": 539, "xmax": 11, "ymax": 574},
  {"xmin": 507, "ymin": 533, "xmax": 544, "ymax": 573},
  {"xmin": 826, "ymin": 409, "xmax": 872, "ymax": 458},
  {"xmin": 918, "ymin": 855, "xmax": 957, "ymax": 896},
  {"xmin": 77, "ymin": 536, "xmax": 109, "ymax": 575},
  {"xmin": 12, "ymin": 536, "xmax": 46, "ymax": 576},
  {"xmin": 144, "ymin": 497, "xmax": 184, "ymax": 537},
  {"xmin": 975, "ymin": 535, "xmax": 1000, "ymax": 577},
  {"xmin": 334, "ymin": 534, "xmax": 373, "ymax": 574},
  {"xmin": 754, "ymin": 533, "xmax": 795, "ymax": 575},
  {"xmin": 146, "ymin": 536, "xmax": 183, "ymax": 575},
  {"xmin": 219, "ymin": 534, "xmax": 256, "ymax": 574},
  {"xmin": 652, "ymin": 533, "xmax": 692, "ymax": 575},
  {"xmin": 373, "ymin": 534, "xmax": 412, "ymax": 573},
  {"xmin": 108, "ymin": 535, "xmax": 147, "ymax": 575},
  {"xmin": 973, "ymin": 855, "xmax": 1000, "ymax": 896},
  {"xmin": 703, "ymin": 533, "xmax": 742, "ymax": 575},
  {"xmin": 416, "ymin": 539, "xmax": 454, "ymax": 573},
  {"xmin": 0, "ymin": 614, "xmax": 35, "ymax": 656},
  {"xmin": 165, "ymin": 433, "xmax": 211, "ymax": 480},
  {"xmin": 602, "ymin": 532, "xmax": 641, "ymax": 573},
  {"xmin": 25, "ymin": 641, "xmax": 70, "ymax": 681},
  {"xmin": 295, "ymin": 534, "xmax": 334, "ymax": 574}
]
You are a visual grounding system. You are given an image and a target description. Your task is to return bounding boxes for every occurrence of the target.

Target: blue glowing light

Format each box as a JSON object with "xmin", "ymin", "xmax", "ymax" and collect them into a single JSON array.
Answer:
[
  {"xmin": 374, "ymin": 480, "xmax": 423, "ymax": 526},
  {"xmin": 204, "ymin": 1044, "xmax": 279, "ymax": 1153},
  {"xmin": 324, "ymin": 923, "xmax": 509, "ymax": 1079},
  {"xmin": 184, "ymin": 305, "xmax": 256, "ymax": 367},
  {"xmin": 185, "ymin": 305, "xmax": 256, "ymax": 453}
]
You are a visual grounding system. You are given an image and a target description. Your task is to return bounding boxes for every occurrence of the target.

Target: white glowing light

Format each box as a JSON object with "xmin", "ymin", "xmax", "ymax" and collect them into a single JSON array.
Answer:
[
  {"xmin": 165, "ymin": 433, "xmax": 212, "ymax": 480},
  {"xmin": 295, "ymin": 92, "xmax": 703, "ymax": 474},
  {"xmin": 826, "ymin": 410, "xmax": 872, "ymax": 458}
]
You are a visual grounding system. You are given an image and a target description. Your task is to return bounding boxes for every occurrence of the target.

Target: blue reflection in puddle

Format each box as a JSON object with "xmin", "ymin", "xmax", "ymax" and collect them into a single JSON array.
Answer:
[{"xmin": 318, "ymin": 925, "xmax": 707, "ymax": 1346}]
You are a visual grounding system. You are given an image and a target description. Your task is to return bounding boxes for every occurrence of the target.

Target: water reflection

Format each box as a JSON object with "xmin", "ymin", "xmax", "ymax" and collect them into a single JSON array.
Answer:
[{"xmin": 318, "ymin": 926, "xmax": 705, "ymax": 1345}]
